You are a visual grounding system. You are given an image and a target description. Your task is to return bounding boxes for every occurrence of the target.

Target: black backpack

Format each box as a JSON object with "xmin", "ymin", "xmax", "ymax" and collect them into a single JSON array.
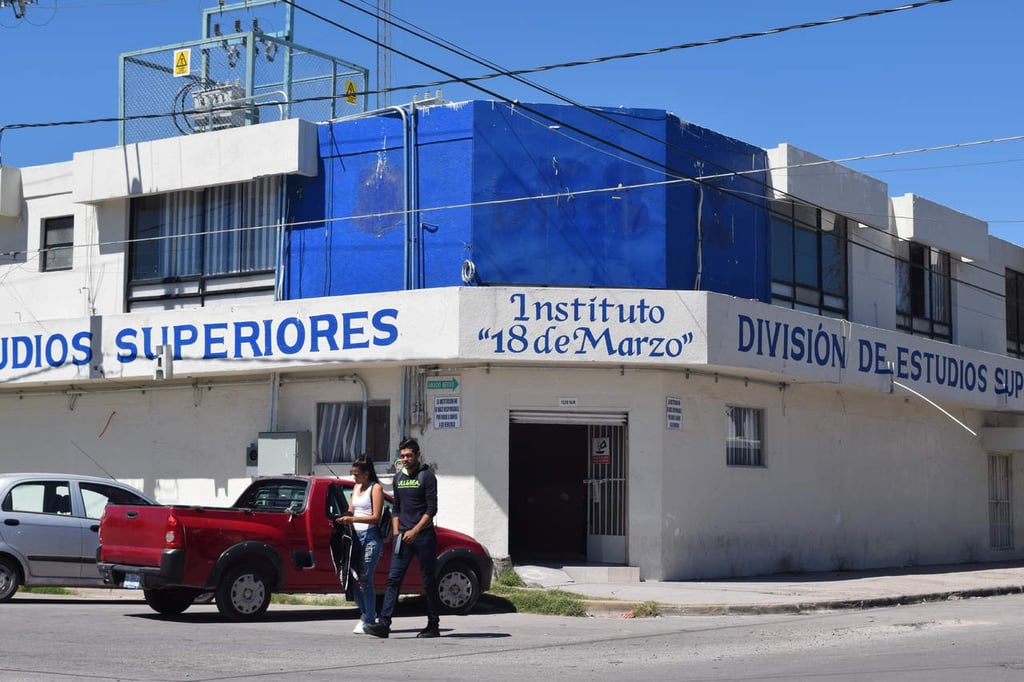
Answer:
[
  {"xmin": 373, "ymin": 483, "xmax": 393, "ymax": 542},
  {"xmin": 378, "ymin": 498, "xmax": 393, "ymax": 542}
]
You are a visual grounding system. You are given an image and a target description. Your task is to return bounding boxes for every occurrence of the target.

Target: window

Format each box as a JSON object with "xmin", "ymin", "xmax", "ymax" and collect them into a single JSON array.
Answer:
[
  {"xmin": 42, "ymin": 216, "xmax": 74, "ymax": 272},
  {"xmin": 896, "ymin": 241, "xmax": 951, "ymax": 341},
  {"xmin": 726, "ymin": 406, "xmax": 764, "ymax": 467},
  {"xmin": 770, "ymin": 199, "xmax": 848, "ymax": 317},
  {"xmin": 129, "ymin": 176, "xmax": 281, "ymax": 282},
  {"xmin": 235, "ymin": 479, "xmax": 309, "ymax": 511},
  {"xmin": 317, "ymin": 401, "xmax": 390, "ymax": 464},
  {"xmin": 989, "ymin": 454, "xmax": 1013, "ymax": 550},
  {"xmin": 80, "ymin": 482, "xmax": 152, "ymax": 519},
  {"xmin": 2, "ymin": 481, "xmax": 72, "ymax": 514},
  {"xmin": 1006, "ymin": 269, "xmax": 1024, "ymax": 358}
]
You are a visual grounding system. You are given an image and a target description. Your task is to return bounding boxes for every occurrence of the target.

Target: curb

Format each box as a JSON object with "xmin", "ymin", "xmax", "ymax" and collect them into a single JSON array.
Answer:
[{"xmin": 581, "ymin": 584, "xmax": 1024, "ymax": 618}]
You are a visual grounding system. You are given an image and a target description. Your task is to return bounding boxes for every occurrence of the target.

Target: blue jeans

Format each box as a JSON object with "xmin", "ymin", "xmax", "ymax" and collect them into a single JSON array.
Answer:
[
  {"xmin": 351, "ymin": 526, "xmax": 382, "ymax": 624},
  {"xmin": 378, "ymin": 527, "xmax": 440, "ymax": 626}
]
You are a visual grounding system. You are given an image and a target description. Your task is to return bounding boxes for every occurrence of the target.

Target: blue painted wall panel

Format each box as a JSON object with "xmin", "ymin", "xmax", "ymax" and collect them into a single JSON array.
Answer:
[
  {"xmin": 412, "ymin": 105, "xmax": 475, "ymax": 289},
  {"xmin": 469, "ymin": 102, "xmax": 669, "ymax": 289},
  {"xmin": 666, "ymin": 121, "xmax": 771, "ymax": 301},
  {"xmin": 284, "ymin": 100, "xmax": 771, "ymax": 301}
]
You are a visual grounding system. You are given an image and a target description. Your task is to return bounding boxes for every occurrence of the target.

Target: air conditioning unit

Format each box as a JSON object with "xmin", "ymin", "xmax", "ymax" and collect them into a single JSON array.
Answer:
[{"xmin": 256, "ymin": 431, "xmax": 312, "ymax": 476}]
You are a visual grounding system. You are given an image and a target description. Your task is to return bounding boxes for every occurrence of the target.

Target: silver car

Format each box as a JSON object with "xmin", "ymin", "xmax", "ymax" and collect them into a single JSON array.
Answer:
[{"xmin": 0, "ymin": 473, "xmax": 156, "ymax": 600}]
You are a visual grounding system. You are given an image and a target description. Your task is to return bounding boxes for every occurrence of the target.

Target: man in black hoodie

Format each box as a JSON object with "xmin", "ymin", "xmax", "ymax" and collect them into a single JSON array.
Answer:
[{"xmin": 364, "ymin": 437, "xmax": 441, "ymax": 638}]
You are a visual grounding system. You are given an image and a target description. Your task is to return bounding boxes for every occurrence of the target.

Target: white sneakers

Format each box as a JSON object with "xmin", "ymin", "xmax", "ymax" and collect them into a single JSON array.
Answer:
[{"xmin": 352, "ymin": 621, "xmax": 366, "ymax": 634}]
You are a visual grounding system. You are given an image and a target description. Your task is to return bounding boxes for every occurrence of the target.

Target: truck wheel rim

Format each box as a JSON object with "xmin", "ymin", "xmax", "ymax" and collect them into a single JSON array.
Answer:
[
  {"xmin": 229, "ymin": 573, "xmax": 265, "ymax": 614},
  {"xmin": 438, "ymin": 570, "xmax": 471, "ymax": 609}
]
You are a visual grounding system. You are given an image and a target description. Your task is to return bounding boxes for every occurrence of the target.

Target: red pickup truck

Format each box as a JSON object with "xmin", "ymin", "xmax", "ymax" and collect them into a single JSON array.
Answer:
[{"xmin": 97, "ymin": 475, "xmax": 492, "ymax": 621}]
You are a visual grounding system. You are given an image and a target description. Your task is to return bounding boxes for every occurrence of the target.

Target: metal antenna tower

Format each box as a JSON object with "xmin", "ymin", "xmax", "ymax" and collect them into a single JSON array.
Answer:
[{"xmin": 376, "ymin": 0, "xmax": 391, "ymax": 109}]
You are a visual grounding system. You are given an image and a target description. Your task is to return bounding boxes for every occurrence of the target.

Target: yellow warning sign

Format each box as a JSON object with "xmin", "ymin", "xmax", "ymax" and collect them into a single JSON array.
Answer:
[
  {"xmin": 345, "ymin": 80, "xmax": 358, "ymax": 105},
  {"xmin": 173, "ymin": 49, "xmax": 191, "ymax": 78}
]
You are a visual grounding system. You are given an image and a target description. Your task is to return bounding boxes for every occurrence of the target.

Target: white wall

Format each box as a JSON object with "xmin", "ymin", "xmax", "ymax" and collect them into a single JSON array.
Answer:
[{"xmin": 0, "ymin": 163, "xmax": 129, "ymax": 324}]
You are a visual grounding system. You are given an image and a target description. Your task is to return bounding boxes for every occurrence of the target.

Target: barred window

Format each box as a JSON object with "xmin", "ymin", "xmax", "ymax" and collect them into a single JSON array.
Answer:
[
  {"xmin": 989, "ymin": 454, "xmax": 1013, "ymax": 550},
  {"xmin": 726, "ymin": 406, "xmax": 764, "ymax": 467}
]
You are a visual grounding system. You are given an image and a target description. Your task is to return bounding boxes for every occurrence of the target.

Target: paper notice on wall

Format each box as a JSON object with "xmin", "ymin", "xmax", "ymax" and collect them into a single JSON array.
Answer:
[
  {"xmin": 666, "ymin": 395, "xmax": 682, "ymax": 430},
  {"xmin": 433, "ymin": 395, "xmax": 461, "ymax": 429}
]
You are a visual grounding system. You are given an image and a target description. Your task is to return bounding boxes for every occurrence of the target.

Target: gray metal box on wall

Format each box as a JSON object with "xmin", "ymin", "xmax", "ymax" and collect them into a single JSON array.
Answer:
[{"xmin": 257, "ymin": 431, "xmax": 313, "ymax": 475}]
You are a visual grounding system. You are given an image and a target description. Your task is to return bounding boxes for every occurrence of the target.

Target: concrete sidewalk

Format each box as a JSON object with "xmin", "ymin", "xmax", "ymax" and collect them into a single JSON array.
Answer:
[{"xmin": 515, "ymin": 561, "xmax": 1024, "ymax": 617}]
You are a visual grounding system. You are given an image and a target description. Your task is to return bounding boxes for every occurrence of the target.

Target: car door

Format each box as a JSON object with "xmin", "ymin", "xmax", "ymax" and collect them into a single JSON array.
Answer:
[{"xmin": 0, "ymin": 479, "xmax": 84, "ymax": 580}]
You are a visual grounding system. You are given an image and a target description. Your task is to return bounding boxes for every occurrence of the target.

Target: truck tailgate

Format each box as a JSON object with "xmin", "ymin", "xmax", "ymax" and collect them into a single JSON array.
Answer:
[{"xmin": 99, "ymin": 505, "xmax": 174, "ymax": 568}]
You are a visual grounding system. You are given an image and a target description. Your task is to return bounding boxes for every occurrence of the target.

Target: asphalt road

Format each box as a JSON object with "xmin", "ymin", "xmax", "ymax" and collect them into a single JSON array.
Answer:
[{"xmin": 5, "ymin": 592, "xmax": 1024, "ymax": 681}]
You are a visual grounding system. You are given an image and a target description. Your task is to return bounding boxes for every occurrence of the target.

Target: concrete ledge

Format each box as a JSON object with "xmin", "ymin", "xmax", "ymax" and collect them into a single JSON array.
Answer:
[{"xmin": 563, "ymin": 565, "xmax": 640, "ymax": 584}]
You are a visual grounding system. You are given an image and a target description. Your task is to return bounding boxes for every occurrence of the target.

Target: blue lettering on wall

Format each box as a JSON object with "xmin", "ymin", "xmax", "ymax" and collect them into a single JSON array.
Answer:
[
  {"xmin": 738, "ymin": 314, "xmax": 991, "ymax": 396},
  {"xmin": 0, "ymin": 331, "xmax": 92, "ymax": 370},
  {"xmin": 113, "ymin": 308, "xmax": 401, "ymax": 364},
  {"xmin": 737, "ymin": 314, "xmax": 846, "ymax": 369},
  {"xmin": 476, "ymin": 292, "xmax": 694, "ymax": 359},
  {"xmin": 0, "ymin": 307, "xmax": 401, "ymax": 378}
]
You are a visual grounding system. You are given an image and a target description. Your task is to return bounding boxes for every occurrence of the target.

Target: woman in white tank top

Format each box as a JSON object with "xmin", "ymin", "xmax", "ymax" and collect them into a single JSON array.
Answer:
[{"xmin": 334, "ymin": 455, "xmax": 384, "ymax": 632}]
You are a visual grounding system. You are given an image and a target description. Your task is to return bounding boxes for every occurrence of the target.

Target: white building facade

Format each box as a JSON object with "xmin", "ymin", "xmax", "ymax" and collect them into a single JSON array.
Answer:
[{"xmin": 2, "ymin": 116, "xmax": 1024, "ymax": 581}]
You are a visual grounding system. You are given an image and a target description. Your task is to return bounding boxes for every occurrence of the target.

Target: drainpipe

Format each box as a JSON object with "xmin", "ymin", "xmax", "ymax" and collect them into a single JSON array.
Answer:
[
  {"xmin": 336, "ymin": 103, "xmax": 418, "ymax": 439},
  {"xmin": 348, "ymin": 373, "xmax": 369, "ymax": 454},
  {"xmin": 268, "ymin": 372, "xmax": 280, "ymax": 432}
]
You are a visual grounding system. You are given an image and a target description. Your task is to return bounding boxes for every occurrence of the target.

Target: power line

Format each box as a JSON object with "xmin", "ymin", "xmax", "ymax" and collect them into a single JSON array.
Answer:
[{"xmin": 342, "ymin": 0, "xmax": 956, "ymax": 98}]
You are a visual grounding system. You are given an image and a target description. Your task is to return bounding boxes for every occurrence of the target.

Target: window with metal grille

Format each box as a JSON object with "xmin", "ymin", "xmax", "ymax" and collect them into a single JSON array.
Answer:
[
  {"xmin": 317, "ymin": 401, "xmax": 390, "ymax": 464},
  {"xmin": 42, "ymin": 216, "xmax": 74, "ymax": 272},
  {"xmin": 989, "ymin": 454, "xmax": 1013, "ymax": 550},
  {"xmin": 770, "ymin": 199, "xmax": 848, "ymax": 318},
  {"xmin": 896, "ymin": 241, "xmax": 951, "ymax": 341},
  {"xmin": 1006, "ymin": 269, "xmax": 1024, "ymax": 358},
  {"xmin": 726, "ymin": 406, "xmax": 764, "ymax": 467}
]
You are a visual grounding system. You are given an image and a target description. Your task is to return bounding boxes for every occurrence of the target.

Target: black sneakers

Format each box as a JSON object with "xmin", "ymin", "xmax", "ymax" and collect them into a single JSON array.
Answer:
[
  {"xmin": 363, "ymin": 622, "xmax": 390, "ymax": 638},
  {"xmin": 417, "ymin": 623, "xmax": 441, "ymax": 638},
  {"xmin": 363, "ymin": 621, "xmax": 440, "ymax": 638}
]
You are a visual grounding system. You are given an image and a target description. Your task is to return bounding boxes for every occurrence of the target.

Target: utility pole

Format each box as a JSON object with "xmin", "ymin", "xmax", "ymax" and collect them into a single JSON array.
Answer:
[
  {"xmin": 376, "ymin": 0, "xmax": 391, "ymax": 109},
  {"xmin": 1, "ymin": 0, "xmax": 35, "ymax": 19}
]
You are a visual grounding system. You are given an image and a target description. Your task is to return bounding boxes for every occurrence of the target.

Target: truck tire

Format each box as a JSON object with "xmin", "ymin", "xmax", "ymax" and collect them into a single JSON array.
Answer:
[
  {"xmin": 144, "ymin": 587, "xmax": 200, "ymax": 615},
  {"xmin": 0, "ymin": 557, "xmax": 21, "ymax": 602},
  {"xmin": 216, "ymin": 563, "xmax": 272, "ymax": 621},
  {"xmin": 436, "ymin": 561, "xmax": 480, "ymax": 615}
]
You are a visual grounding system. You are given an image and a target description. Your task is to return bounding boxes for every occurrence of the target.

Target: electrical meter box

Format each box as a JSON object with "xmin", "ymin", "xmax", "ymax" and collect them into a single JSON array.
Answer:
[{"xmin": 256, "ymin": 431, "xmax": 313, "ymax": 476}]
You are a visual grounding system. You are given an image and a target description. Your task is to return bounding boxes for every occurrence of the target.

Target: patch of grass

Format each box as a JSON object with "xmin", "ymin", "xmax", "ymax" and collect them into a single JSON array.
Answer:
[
  {"xmin": 627, "ymin": 600, "xmax": 661, "ymax": 618},
  {"xmin": 493, "ymin": 566, "xmax": 525, "ymax": 588},
  {"xmin": 487, "ymin": 585, "xmax": 588, "ymax": 617},
  {"xmin": 22, "ymin": 587, "xmax": 73, "ymax": 595},
  {"xmin": 271, "ymin": 593, "xmax": 353, "ymax": 607}
]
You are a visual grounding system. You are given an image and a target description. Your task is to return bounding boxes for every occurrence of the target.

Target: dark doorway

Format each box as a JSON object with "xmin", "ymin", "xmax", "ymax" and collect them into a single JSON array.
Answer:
[{"xmin": 508, "ymin": 422, "xmax": 588, "ymax": 562}]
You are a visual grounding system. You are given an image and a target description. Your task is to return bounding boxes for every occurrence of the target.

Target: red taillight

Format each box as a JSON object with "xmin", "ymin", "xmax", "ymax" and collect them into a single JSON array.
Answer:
[{"xmin": 164, "ymin": 514, "xmax": 183, "ymax": 549}]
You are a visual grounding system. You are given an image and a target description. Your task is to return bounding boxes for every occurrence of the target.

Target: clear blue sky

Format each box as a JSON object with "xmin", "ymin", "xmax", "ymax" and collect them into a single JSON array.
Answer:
[{"xmin": 3, "ymin": 0, "xmax": 1022, "ymax": 242}]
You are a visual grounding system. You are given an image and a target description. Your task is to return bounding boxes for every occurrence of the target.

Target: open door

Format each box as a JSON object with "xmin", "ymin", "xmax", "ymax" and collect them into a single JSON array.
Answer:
[
  {"xmin": 508, "ymin": 423, "xmax": 588, "ymax": 562},
  {"xmin": 509, "ymin": 415, "xmax": 628, "ymax": 565}
]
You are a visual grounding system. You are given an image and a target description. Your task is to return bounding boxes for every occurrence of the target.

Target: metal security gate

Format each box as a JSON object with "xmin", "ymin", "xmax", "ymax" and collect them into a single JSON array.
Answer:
[{"xmin": 584, "ymin": 424, "xmax": 627, "ymax": 563}]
